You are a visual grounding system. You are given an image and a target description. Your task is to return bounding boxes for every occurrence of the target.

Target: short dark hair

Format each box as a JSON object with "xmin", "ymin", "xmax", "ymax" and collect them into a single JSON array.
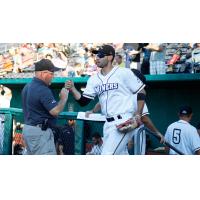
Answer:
[{"xmin": 92, "ymin": 132, "xmax": 102, "ymax": 139}]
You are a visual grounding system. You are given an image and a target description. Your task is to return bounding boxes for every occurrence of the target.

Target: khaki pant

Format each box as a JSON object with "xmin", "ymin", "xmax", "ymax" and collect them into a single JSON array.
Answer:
[{"xmin": 22, "ymin": 124, "xmax": 56, "ymax": 155}]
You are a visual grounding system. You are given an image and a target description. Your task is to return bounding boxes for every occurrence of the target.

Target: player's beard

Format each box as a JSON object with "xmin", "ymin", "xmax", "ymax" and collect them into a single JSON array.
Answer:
[{"xmin": 97, "ymin": 58, "xmax": 109, "ymax": 68}]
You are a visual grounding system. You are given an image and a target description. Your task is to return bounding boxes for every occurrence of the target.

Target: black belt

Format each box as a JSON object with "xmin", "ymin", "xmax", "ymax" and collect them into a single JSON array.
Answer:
[{"xmin": 106, "ymin": 115, "xmax": 122, "ymax": 122}]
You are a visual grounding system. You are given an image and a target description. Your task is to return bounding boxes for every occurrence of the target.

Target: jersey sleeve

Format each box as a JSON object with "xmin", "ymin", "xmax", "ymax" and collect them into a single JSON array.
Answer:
[
  {"xmin": 124, "ymin": 69, "xmax": 145, "ymax": 94},
  {"xmin": 141, "ymin": 103, "xmax": 149, "ymax": 116},
  {"xmin": 40, "ymin": 88, "xmax": 58, "ymax": 111},
  {"xmin": 189, "ymin": 128, "xmax": 200, "ymax": 154},
  {"xmin": 82, "ymin": 76, "xmax": 97, "ymax": 99}
]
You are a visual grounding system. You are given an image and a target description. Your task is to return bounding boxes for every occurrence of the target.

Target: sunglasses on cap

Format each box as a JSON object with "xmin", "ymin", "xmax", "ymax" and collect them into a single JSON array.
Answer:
[{"xmin": 97, "ymin": 52, "xmax": 112, "ymax": 58}]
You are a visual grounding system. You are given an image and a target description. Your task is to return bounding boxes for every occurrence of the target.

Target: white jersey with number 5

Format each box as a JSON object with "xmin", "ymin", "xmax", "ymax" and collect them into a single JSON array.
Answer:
[
  {"xmin": 165, "ymin": 120, "xmax": 200, "ymax": 155},
  {"xmin": 83, "ymin": 66, "xmax": 145, "ymax": 117}
]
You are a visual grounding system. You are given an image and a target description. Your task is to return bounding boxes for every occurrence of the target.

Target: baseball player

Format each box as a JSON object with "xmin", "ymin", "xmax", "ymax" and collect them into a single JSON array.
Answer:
[
  {"xmin": 164, "ymin": 106, "xmax": 200, "ymax": 155},
  {"xmin": 85, "ymin": 69, "xmax": 163, "ymax": 155},
  {"xmin": 126, "ymin": 95, "xmax": 164, "ymax": 155},
  {"xmin": 66, "ymin": 44, "xmax": 147, "ymax": 155},
  {"xmin": 86, "ymin": 133, "xmax": 103, "ymax": 155},
  {"xmin": 196, "ymin": 122, "xmax": 200, "ymax": 136}
]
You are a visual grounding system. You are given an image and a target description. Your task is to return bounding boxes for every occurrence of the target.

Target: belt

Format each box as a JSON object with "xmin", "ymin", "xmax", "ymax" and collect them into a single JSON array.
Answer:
[
  {"xmin": 34, "ymin": 124, "xmax": 49, "ymax": 131},
  {"xmin": 106, "ymin": 115, "xmax": 122, "ymax": 122}
]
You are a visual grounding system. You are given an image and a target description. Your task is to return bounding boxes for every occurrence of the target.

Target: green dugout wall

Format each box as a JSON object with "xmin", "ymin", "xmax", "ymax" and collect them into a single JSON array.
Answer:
[{"xmin": 1, "ymin": 73, "xmax": 200, "ymax": 150}]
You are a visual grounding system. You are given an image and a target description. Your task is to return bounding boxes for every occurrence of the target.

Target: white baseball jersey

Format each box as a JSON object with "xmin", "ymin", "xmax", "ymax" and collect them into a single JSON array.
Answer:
[
  {"xmin": 165, "ymin": 120, "xmax": 200, "ymax": 155},
  {"xmin": 86, "ymin": 144, "xmax": 102, "ymax": 155},
  {"xmin": 83, "ymin": 66, "xmax": 145, "ymax": 155},
  {"xmin": 83, "ymin": 66, "xmax": 145, "ymax": 117}
]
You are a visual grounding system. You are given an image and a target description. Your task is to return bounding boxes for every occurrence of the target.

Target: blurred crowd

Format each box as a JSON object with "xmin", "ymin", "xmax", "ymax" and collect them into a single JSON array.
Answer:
[{"xmin": 0, "ymin": 43, "xmax": 200, "ymax": 78}]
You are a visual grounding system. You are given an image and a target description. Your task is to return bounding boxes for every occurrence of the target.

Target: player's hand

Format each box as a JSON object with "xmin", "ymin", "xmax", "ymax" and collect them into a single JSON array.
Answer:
[
  {"xmin": 134, "ymin": 112, "xmax": 142, "ymax": 126},
  {"xmin": 85, "ymin": 110, "xmax": 93, "ymax": 118},
  {"xmin": 65, "ymin": 80, "xmax": 74, "ymax": 90}
]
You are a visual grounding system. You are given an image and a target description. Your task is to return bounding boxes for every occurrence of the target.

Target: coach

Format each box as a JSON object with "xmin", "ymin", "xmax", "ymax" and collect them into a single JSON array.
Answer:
[{"xmin": 22, "ymin": 59, "xmax": 69, "ymax": 155}]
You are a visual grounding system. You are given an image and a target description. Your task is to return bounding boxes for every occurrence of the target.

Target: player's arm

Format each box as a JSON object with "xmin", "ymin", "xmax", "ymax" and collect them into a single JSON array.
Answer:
[
  {"xmin": 136, "ymin": 88, "xmax": 146, "ymax": 117},
  {"xmin": 141, "ymin": 115, "xmax": 164, "ymax": 143},
  {"xmin": 65, "ymin": 80, "xmax": 92, "ymax": 106},
  {"xmin": 85, "ymin": 102, "xmax": 101, "ymax": 118},
  {"xmin": 125, "ymin": 68, "xmax": 146, "ymax": 118},
  {"xmin": 65, "ymin": 80, "xmax": 81, "ymax": 100}
]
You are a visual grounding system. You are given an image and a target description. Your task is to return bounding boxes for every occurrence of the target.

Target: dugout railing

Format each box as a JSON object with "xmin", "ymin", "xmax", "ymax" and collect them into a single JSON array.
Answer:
[
  {"xmin": 0, "ymin": 107, "xmax": 164, "ymax": 155},
  {"xmin": 0, "ymin": 108, "xmax": 87, "ymax": 155}
]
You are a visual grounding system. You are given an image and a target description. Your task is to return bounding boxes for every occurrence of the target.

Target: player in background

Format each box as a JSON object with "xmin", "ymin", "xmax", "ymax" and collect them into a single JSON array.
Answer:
[
  {"xmin": 164, "ymin": 106, "xmax": 200, "ymax": 155},
  {"xmin": 86, "ymin": 133, "xmax": 103, "ymax": 155},
  {"xmin": 196, "ymin": 122, "xmax": 200, "ymax": 136},
  {"xmin": 66, "ymin": 44, "xmax": 151, "ymax": 154}
]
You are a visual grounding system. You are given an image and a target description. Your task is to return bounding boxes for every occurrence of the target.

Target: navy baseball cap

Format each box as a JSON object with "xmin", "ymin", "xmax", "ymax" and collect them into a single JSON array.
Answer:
[
  {"xmin": 92, "ymin": 45, "xmax": 115, "ymax": 58},
  {"xmin": 35, "ymin": 59, "xmax": 60, "ymax": 72},
  {"xmin": 179, "ymin": 105, "xmax": 192, "ymax": 115}
]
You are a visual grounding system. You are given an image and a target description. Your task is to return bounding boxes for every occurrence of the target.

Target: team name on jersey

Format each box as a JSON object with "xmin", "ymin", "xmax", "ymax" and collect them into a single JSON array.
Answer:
[{"xmin": 95, "ymin": 83, "xmax": 118, "ymax": 95}]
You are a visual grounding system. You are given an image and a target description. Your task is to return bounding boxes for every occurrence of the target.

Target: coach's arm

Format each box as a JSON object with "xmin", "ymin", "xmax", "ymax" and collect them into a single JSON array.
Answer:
[{"xmin": 49, "ymin": 88, "xmax": 69, "ymax": 116}]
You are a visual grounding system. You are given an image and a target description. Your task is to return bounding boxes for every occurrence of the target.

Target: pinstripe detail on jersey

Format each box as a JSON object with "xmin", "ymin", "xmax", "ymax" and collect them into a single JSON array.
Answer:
[
  {"xmin": 133, "ymin": 84, "xmax": 145, "ymax": 94},
  {"xmin": 105, "ymin": 67, "xmax": 120, "ymax": 116},
  {"xmin": 97, "ymin": 72, "xmax": 104, "ymax": 83},
  {"xmin": 82, "ymin": 94, "xmax": 95, "ymax": 99}
]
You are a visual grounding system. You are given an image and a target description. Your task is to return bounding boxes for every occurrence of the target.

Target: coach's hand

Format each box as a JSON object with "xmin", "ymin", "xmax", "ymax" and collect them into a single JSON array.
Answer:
[
  {"xmin": 64, "ymin": 80, "xmax": 81, "ymax": 100},
  {"xmin": 59, "ymin": 88, "xmax": 69, "ymax": 101}
]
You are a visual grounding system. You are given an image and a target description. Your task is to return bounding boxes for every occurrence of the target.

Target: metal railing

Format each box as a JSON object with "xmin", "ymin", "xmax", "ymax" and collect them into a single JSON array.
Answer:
[{"xmin": 0, "ymin": 108, "xmax": 84, "ymax": 155}]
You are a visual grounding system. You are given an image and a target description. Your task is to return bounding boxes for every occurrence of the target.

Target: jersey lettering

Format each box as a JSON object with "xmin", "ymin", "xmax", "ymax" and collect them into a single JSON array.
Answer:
[
  {"xmin": 95, "ymin": 83, "xmax": 118, "ymax": 95},
  {"xmin": 172, "ymin": 128, "xmax": 181, "ymax": 144}
]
